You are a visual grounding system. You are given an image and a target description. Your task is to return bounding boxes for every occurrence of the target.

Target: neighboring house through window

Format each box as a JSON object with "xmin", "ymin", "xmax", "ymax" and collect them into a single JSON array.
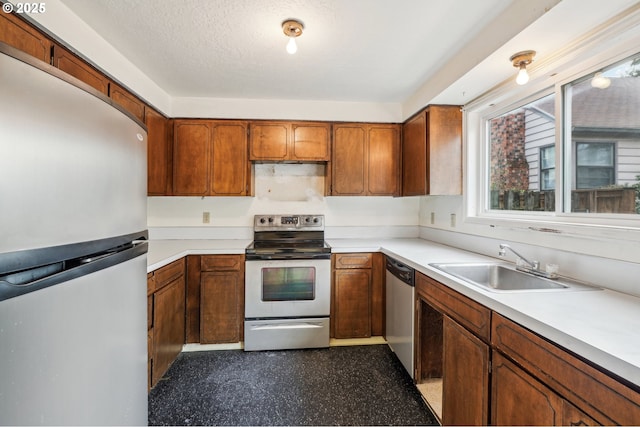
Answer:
[{"xmin": 575, "ymin": 142, "xmax": 615, "ymax": 189}]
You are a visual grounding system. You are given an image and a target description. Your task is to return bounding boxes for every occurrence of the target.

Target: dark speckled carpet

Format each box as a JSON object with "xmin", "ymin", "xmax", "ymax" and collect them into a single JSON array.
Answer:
[{"xmin": 148, "ymin": 344, "xmax": 438, "ymax": 426}]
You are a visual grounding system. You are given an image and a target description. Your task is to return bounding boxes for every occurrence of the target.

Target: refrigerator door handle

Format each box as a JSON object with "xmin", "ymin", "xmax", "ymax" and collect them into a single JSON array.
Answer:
[{"xmin": 0, "ymin": 241, "xmax": 147, "ymax": 302}]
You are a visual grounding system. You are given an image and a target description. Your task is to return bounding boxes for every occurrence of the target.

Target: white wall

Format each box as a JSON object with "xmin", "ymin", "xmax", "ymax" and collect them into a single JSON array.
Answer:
[{"xmin": 148, "ymin": 164, "xmax": 420, "ymax": 239}]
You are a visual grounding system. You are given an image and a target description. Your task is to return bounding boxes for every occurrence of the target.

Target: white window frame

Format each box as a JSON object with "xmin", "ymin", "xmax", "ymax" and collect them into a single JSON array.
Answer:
[{"xmin": 464, "ymin": 19, "xmax": 640, "ymax": 237}]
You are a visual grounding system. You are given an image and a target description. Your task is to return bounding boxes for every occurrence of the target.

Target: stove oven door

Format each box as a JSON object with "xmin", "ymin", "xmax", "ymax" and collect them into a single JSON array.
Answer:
[
  {"xmin": 244, "ymin": 258, "xmax": 330, "ymax": 351},
  {"xmin": 245, "ymin": 258, "xmax": 330, "ymax": 318}
]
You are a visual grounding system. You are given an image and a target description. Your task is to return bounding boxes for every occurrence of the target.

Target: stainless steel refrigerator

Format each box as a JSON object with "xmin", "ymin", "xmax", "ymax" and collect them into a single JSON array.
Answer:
[{"xmin": 0, "ymin": 44, "xmax": 148, "ymax": 425}]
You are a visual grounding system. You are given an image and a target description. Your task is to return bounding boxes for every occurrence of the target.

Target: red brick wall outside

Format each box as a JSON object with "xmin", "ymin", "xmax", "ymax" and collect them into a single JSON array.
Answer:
[{"xmin": 490, "ymin": 112, "xmax": 529, "ymax": 192}]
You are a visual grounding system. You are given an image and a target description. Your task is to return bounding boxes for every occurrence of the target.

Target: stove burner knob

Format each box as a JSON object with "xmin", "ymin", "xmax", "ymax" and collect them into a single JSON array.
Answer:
[
  {"xmin": 268, "ymin": 217, "xmax": 274, "ymax": 223},
  {"xmin": 259, "ymin": 217, "xmax": 267, "ymax": 224},
  {"xmin": 313, "ymin": 217, "xmax": 319, "ymax": 223}
]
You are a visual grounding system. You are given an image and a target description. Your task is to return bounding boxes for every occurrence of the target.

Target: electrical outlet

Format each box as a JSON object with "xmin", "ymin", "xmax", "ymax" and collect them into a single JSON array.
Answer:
[
  {"xmin": 202, "ymin": 211, "xmax": 210, "ymax": 224},
  {"xmin": 450, "ymin": 213, "xmax": 456, "ymax": 227},
  {"xmin": 430, "ymin": 212, "xmax": 435, "ymax": 225}
]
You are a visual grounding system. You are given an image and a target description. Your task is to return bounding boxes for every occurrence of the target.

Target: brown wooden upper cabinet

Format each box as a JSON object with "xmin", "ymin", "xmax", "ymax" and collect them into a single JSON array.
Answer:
[
  {"xmin": 0, "ymin": 12, "xmax": 51, "ymax": 63},
  {"xmin": 249, "ymin": 121, "xmax": 330, "ymax": 162},
  {"xmin": 146, "ymin": 108, "xmax": 171, "ymax": 196},
  {"xmin": 173, "ymin": 120, "xmax": 251, "ymax": 196},
  {"xmin": 402, "ymin": 105, "xmax": 462, "ymax": 196},
  {"xmin": 51, "ymin": 44, "xmax": 109, "ymax": 95},
  {"xmin": 109, "ymin": 81, "xmax": 145, "ymax": 123},
  {"xmin": 330, "ymin": 123, "xmax": 400, "ymax": 196}
]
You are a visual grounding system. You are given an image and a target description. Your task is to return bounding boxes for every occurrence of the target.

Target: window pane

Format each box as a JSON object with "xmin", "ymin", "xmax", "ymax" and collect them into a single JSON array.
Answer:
[
  {"xmin": 576, "ymin": 143, "xmax": 614, "ymax": 166},
  {"xmin": 565, "ymin": 53, "xmax": 640, "ymax": 214},
  {"xmin": 488, "ymin": 93, "xmax": 556, "ymax": 211},
  {"xmin": 541, "ymin": 145, "xmax": 555, "ymax": 169}
]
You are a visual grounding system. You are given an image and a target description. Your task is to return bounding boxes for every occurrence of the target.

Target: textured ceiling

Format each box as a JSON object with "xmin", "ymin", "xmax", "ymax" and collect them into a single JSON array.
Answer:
[{"xmin": 57, "ymin": 0, "xmax": 515, "ymax": 102}]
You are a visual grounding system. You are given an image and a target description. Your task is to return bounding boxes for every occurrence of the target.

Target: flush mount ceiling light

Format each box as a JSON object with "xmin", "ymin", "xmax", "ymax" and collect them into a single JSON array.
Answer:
[
  {"xmin": 282, "ymin": 19, "xmax": 304, "ymax": 54},
  {"xmin": 591, "ymin": 72, "xmax": 611, "ymax": 89},
  {"xmin": 510, "ymin": 50, "xmax": 536, "ymax": 85}
]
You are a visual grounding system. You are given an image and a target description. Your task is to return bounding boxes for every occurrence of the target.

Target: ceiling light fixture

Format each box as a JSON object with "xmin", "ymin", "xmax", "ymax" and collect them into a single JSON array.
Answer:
[
  {"xmin": 591, "ymin": 72, "xmax": 611, "ymax": 89},
  {"xmin": 510, "ymin": 50, "xmax": 536, "ymax": 85},
  {"xmin": 282, "ymin": 19, "xmax": 304, "ymax": 54}
]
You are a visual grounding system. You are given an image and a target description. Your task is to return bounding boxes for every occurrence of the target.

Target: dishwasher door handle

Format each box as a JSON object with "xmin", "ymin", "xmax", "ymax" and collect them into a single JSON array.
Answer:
[{"xmin": 386, "ymin": 257, "xmax": 415, "ymax": 286}]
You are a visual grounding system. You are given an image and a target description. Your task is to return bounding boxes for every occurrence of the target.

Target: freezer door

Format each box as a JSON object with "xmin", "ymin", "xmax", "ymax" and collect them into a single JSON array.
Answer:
[
  {"xmin": 0, "ymin": 48, "xmax": 147, "ymax": 254},
  {"xmin": 0, "ymin": 254, "xmax": 148, "ymax": 425}
]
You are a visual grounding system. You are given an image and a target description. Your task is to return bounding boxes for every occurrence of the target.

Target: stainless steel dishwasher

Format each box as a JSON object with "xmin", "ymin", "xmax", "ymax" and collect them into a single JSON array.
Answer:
[{"xmin": 385, "ymin": 255, "xmax": 415, "ymax": 378}]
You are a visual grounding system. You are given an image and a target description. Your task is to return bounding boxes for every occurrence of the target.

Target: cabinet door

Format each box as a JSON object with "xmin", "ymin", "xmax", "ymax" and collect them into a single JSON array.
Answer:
[
  {"xmin": 427, "ymin": 106, "xmax": 462, "ymax": 195},
  {"xmin": 442, "ymin": 316, "xmax": 489, "ymax": 426},
  {"xmin": 146, "ymin": 108, "xmax": 171, "ymax": 195},
  {"xmin": 491, "ymin": 351, "xmax": 564, "ymax": 426},
  {"xmin": 333, "ymin": 269, "xmax": 371, "ymax": 338},
  {"xmin": 401, "ymin": 106, "xmax": 462, "ymax": 196},
  {"xmin": 200, "ymin": 271, "xmax": 242, "ymax": 343},
  {"xmin": 152, "ymin": 275, "xmax": 185, "ymax": 385},
  {"xmin": 249, "ymin": 122, "xmax": 289, "ymax": 161},
  {"xmin": 52, "ymin": 44, "xmax": 109, "ymax": 95},
  {"xmin": 562, "ymin": 401, "xmax": 600, "ymax": 426},
  {"xmin": 332, "ymin": 124, "xmax": 367, "ymax": 195},
  {"xmin": 402, "ymin": 111, "xmax": 427, "ymax": 196},
  {"xmin": 211, "ymin": 121, "xmax": 250, "ymax": 195},
  {"xmin": 0, "ymin": 12, "xmax": 51, "ymax": 63},
  {"xmin": 291, "ymin": 122, "xmax": 330, "ymax": 161},
  {"xmin": 173, "ymin": 121, "xmax": 211, "ymax": 195},
  {"xmin": 110, "ymin": 82, "xmax": 145, "ymax": 122},
  {"xmin": 367, "ymin": 125, "xmax": 400, "ymax": 195}
]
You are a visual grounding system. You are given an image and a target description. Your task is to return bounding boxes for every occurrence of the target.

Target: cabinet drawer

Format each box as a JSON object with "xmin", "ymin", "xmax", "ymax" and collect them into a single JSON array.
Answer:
[
  {"xmin": 154, "ymin": 259, "xmax": 185, "ymax": 290},
  {"xmin": 334, "ymin": 253, "xmax": 373, "ymax": 269},
  {"xmin": 492, "ymin": 313, "xmax": 640, "ymax": 425},
  {"xmin": 416, "ymin": 272, "xmax": 490, "ymax": 341},
  {"xmin": 201, "ymin": 254, "xmax": 244, "ymax": 271}
]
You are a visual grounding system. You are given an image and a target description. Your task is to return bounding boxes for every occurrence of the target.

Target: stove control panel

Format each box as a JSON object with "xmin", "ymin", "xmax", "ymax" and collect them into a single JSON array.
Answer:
[{"xmin": 254, "ymin": 214, "xmax": 324, "ymax": 231}]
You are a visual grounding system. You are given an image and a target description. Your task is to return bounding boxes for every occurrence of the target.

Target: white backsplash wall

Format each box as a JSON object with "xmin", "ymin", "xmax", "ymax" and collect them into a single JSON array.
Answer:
[{"xmin": 148, "ymin": 163, "xmax": 420, "ymax": 238}]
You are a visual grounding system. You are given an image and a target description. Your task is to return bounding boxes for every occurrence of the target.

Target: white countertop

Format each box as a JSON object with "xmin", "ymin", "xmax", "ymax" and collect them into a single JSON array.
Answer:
[
  {"xmin": 147, "ymin": 239, "xmax": 251, "ymax": 272},
  {"xmin": 147, "ymin": 237, "xmax": 640, "ymax": 388}
]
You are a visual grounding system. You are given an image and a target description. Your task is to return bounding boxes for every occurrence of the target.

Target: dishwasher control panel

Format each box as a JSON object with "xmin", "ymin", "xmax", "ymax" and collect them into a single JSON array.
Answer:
[{"xmin": 386, "ymin": 256, "xmax": 415, "ymax": 286}]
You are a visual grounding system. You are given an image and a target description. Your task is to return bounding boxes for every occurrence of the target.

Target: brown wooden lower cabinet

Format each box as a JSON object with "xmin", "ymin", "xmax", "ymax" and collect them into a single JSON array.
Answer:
[
  {"xmin": 148, "ymin": 258, "xmax": 186, "ymax": 389},
  {"xmin": 333, "ymin": 267, "xmax": 371, "ymax": 338},
  {"xmin": 185, "ymin": 255, "xmax": 245, "ymax": 344},
  {"xmin": 331, "ymin": 253, "xmax": 384, "ymax": 339},
  {"xmin": 414, "ymin": 273, "xmax": 640, "ymax": 426},
  {"xmin": 200, "ymin": 255, "xmax": 245, "ymax": 344},
  {"xmin": 442, "ymin": 316, "xmax": 489, "ymax": 425},
  {"xmin": 491, "ymin": 351, "xmax": 565, "ymax": 426},
  {"xmin": 151, "ymin": 258, "xmax": 185, "ymax": 385},
  {"xmin": 492, "ymin": 312, "xmax": 640, "ymax": 425},
  {"xmin": 415, "ymin": 272, "xmax": 490, "ymax": 424}
]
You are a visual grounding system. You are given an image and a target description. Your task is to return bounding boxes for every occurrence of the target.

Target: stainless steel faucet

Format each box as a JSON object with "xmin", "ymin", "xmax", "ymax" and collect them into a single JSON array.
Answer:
[
  {"xmin": 498, "ymin": 244, "xmax": 539, "ymax": 269},
  {"xmin": 498, "ymin": 243, "xmax": 558, "ymax": 279}
]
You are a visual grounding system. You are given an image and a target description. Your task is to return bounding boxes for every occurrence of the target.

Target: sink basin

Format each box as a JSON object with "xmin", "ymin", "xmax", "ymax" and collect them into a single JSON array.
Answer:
[{"xmin": 429, "ymin": 263, "xmax": 598, "ymax": 292}]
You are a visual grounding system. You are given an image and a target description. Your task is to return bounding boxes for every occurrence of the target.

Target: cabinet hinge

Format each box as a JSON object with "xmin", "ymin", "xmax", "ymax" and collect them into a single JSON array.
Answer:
[
  {"xmin": 488, "ymin": 359, "xmax": 492, "ymax": 373},
  {"xmin": 49, "ymin": 45, "xmax": 55, "ymax": 66}
]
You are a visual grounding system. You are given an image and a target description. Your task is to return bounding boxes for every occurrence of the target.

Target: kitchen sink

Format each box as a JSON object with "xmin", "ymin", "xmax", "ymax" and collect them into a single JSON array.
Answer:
[{"xmin": 429, "ymin": 263, "xmax": 599, "ymax": 292}]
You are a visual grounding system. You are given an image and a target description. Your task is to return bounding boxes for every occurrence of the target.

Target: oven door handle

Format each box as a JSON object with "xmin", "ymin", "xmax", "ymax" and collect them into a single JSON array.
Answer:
[{"xmin": 249, "ymin": 321, "xmax": 325, "ymax": 330}]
